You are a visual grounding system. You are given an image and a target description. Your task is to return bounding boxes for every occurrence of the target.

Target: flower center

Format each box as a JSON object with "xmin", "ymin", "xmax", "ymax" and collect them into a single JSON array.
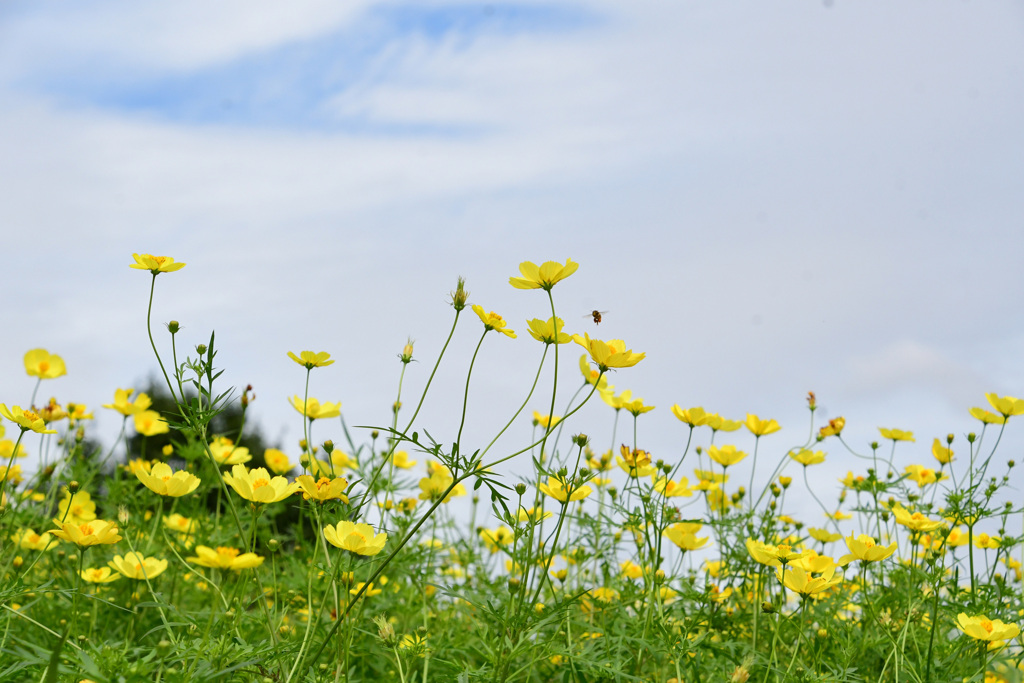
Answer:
[{"xmin": 252, "ymin": 478, "xmax": 270, "ymax": 489}]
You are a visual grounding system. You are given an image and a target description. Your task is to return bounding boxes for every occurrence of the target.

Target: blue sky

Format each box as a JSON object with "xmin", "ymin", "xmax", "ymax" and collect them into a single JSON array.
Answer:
[{"xmin": 1, "ymin": 1, "xmax": 1023, "ymax": 527}]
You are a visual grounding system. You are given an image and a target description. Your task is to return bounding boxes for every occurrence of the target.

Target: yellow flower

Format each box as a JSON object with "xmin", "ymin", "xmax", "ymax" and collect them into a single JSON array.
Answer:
[
  {"xmin": 808, "ymin": 528, "xmax": 842, "ymax": 543},
  {"xmin": 134, "ymin": 410, "xmax": 170, "ymax": 437},
  {"xmin": 0, "ymin": 404, "xmax": 56, "ymax": 434},
  {"xmin": 109, "ymin": 552, "xmax": 168, "ymax": 580},
  {"xmin": 746, "ymin": 539, "xmax": 810, "ymax": 567},
  {"xmin": 350, "ymin": 577, "xmax": 387, "ymax": 597},
  {"xmin": 663, "ymin": 525, "xmax": 709, "ymax": 551},
  {"xmin": 931, "ymin": 438, "xmax": 954, "ymax": 465},
  {"xmin": 59, "ymin": 490, "xmax": 96, "ymax": 525},
  {"xmin": 0, "ymin": 439, "xmax": 28, "ymax": 460},
  {"xmin": 652, "ymin": 476, "xmax": 693, "ymax": 498},
  {"xmin": 904, "ymin": 464, "xmax": 946, "ymax": 488},
  {"xmin": 707, "ymin": 444, "xmax": 747, "ymax": 467},
  {"xmin": 480, "ymin": 526, "xmax": 514, "ymax": 553},
  {"xmin": 102, "ymin": 388, "xmax": 152, "ymax": 416},
  {"xmin": 837, "ymin": 534, "xmax": 897, "ymax": 566},
  {"xmin": 706, "ymin": 413, "xmax": 742, "ymax": 432},
  {"xmin": 790, "ymin": 449, "xmax": 826, "ymax": 466},
  {"xmin": 892, "ymin": 506, "xmax": 944, "ymax": 533},
  {"xmin": 826, "ymin": 510, "xmax": 853, "ymax": 521},
  {"xmin": 526, "ymin": 317, "xmax": 572, "ymax": 345},
  {"xmin": 509, "ymin": 259, "xmax": 579, "ymax": 290},
  {"xmin": 591, "ymin": 586, "xmax": 619, "ymax": 602},
  {"xmin": 187, "ymin": 545, "xmax": 265, "ymax": 571},
  {"xmin": 777, "ymin": 564, "xmax": 842, "ymax": 597},
  {"xmin": 390, "ymin": 451, "xmax": 417, "ymax": 469},
  {"xmin": 616, "ymin": 445, "xmax": 656, "ymax": 477},
  {"xmin": 618, "ymin": 390, "xmax": 655, "ymax": 417},
  {"xmin": 305, "ymin": 450, "xmax": 357, "ymax": 477},
  {"xmin": 208, "ymin": 436, "xmax": 252, "ymax": 466},
  {"xmin": 287, "ymin": 350, "xmax": 334, "ymax": 369},
  {"xmin": 986, "ymin": 393, "xmax": 1024, "ymax": 418},
  {"xmin": 37, "ymin": 398, "xmax": 67, "ymax": 423},
  {"xmin": 539, "ymin": 476, "xmax": 592, "ymax": 502},
  {"xmin": 129, "ymin": 253, "xmax": 186, "ymax": 274},
  {"xmin": 0, "ymin": 464, "xmax": 23, "ymax": 486},
  {"xmin": 671, "ymin": 405, "xmax": 709, "ymax": 427},
  {"xmin": 973, "ymin": 533, "xmax": 1001, "ymax": 550},
  {"xmin": 879, "ymin": 427, "xmax": 915, "ymax": 442},
  {"xmin": 620, "ymin": 560, "xmax": 644, "ymax": 580},
  {"xmin": 418, "ymin": 466, "xmax": 466, "ymax": 502},
  {"xmin": 599, "ymin": 388, "xmax": 625, "ymax": 410},
  {"xmin": 957, "ymin": 613, "xmax": 1021, "ymax": 642},
  {"xmin": 471, "ymin": 305, "xmax": 516, "ymax": 338},
  {"xmin": 573, "ymin": 333, "xmax": 645, "ymax": 372},
  {"xmin": 12, "ymin": 528, "xmax": 57, "ymax": 551},
  {"xmin": 66, "ymin": 403, "xmax": 94, "ymax": 422},
  {"xmin": 578, "ymin": 354, "xmax": 611, "ymax": 391},
  {"xmin": 24, "ymin": 349, "xmax": 67, "ymax": 380},
  {"xmin": 163, "ymin": 514, "xmax": 196, "ymax": 535},
  {"xmin": 819, "ymin": 417, "xmax": 845, "ymax": 438},
  {"xmin": 222, "ymin": 464, "xmax": 300, "ymax": 504},
  {"xmin": 136, "ymin": 462, "xmax": 201, "ymax": 497},
  {"xmin": 969, "ymin": 406, "xmax": 1006, "ymax": 425},
  {"xmin": 323, "ymin": 521, "xmax": 388, "ymax": 556},
  {"xmin": 532, "ymin": 412, "xmax": 561, "ymax": 429},
  {"xmin": 745, "ymin": 414, "xmax": 781, "ymax": 436},
  {"xmin": 81, "ymin": 567, "xmax": 120, "ymax": 584},
  {"xmin": 295, "ymin": 475, "xmax": 349, "ymax": 503},
  {"xmin": 49, "ymin": 519, "xmax": 122, "ymax": 547},
  {"xmin": 264, "ymin": 448, "xmax": 293, "ymax": 475},
  {"xmin": 290, "ymin": 396, "xmax": 341, "ymax": 420}
]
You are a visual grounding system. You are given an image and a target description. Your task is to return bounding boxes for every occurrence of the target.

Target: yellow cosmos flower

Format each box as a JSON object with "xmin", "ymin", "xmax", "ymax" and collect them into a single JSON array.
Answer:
[
  {"xmin": 892, "ymin": 506, "xmax": 944, "ymax": 533},
  {"xmin": 745, "ymin": 414, "xmax": 781, "ymax": 436},
  {"xmin": 904, "ymin": 464, "xmax": 946, "ymax": 488},
  {"xmin": 532, "ymin": 412, "xmax": 561, "ymax": 429},
  {"xmin": 591, "ymin": 586, "xmax": 619, "ymax": 603},
  {"xmin": 671, "ymin": 405, "xmax": 709, "ymax": 427},
  {"xmin": 746, "ymin": 539, "xmax": 811, "ymax": 567},
  {"xmin": 618, "ymin": 390, "xmax": 654, "ymax": 417},
  {"xmin": 509, "ymin": 259, "xmax": 579, "ymax": 290},
  {"xmin": 223, "ymin": 464, "xmax": 300, "ymax": 504},
  {"xmin": 136, "ymin": 462, "xmax": 201, "ymax": 497},
  {"xmin": 538, "ymin": 476, "xmax": 592, "ymax": 503},
  {"xmin": 986, "ymin": 393, "xmax": 1024, "ymax": 418},
  {"xmin": 418, "ymin": 467, "xmax": 466, "ymax": 502},
  {"xmin": 134, "ymin": 410, "xmax": 170, "ymax": 437},
  {"xmin": 81, "ymin": 567, "xmax": 120, "ymax": 584},
  {"xmin": 163, "ymin": 513, "xmax": 196, "ymax": 535},
  {"xmin": 826, "ymin": 510, "xmax": 853, "ymax": 521},
  {"xmin": 777, "ymin": 564, "xmax": 842, "ymax": 597},
  {"xmin": 957, "ymin": 613, "xmax": 1021, "ymax": 642},
  {"xmin": 187, "ymin": 545, "xmax": 264, "ymax": 571},
  {"xmin": 295, "ymin": 475, "xmax": 349, "ymax": 502},
  {"xmin": 573, "ymin": 333, "xmax": 645, "ymax": 372},
  {"xmin": 819, "ymin": 417, "xmax": 846, "ymax": 438},
  {"xmin": 66, "ymin": 403, "xmax": 93, "ymax": 422},
  {"xmin": 973, "ymin": 533, "xmax": 1001, "ymax": 550},
  {"xmin": 0, "ymin": 464, "xmax": 23, "ymax": 486},
  {"xmin": 351, "ymin": 577, "xmax": 388, "ymax": 596},
  {"xmin": 652, "ymin": 475, "xmax": 693, "ymax": 498},
  {"xmin": 391, "ymin": 451, "xmax": 417, "ymax": 469},
  {"xmin": 287, "ymin": 350, "xmax": 334, "ymax": 369},
  {"xmin": 23, "ymin": 349, "xmax": 67, "ymax": 380},
  {"xmin": 663, "ymin": 525, "xmax": 709, "ymax": 552},
  {"xmin": 264, "ymin": 448, "xmax": 293, "ymax": 475},
  {"xmin": 102, "ymin": 388, "xmax": 152, "ymax": 416},
  {"xmin": 37, "ymin": 398, "xmax": 66, "ymax": 423},
  {"xmin": 878, "ymin": 427, "xmax": 915, "ymax": 442},
  {"xmin": 129, "ymin": 253, "xmax": 186, "ymax": 274},
  {"xmin": 49, "ymin": 519, "xmax": 122, "ymax": 547},
  {"xmin": 59, "ymin": 490, "xmax": 96, "ymax": 525},
  {"xmin": 808, "ymin": 527, "xmax": 842, "ymax": 543},
  {"xmin": 969, "ymin": 406, "xmax": 1006, "ymax": 425},
  {"xmin": 471, "ymin": 304, "xmax": 516, "ymax": 338},
  {"xmin": 599, "ymin": 388, "xmax": 625, "ymax": 411},
  {"xmin": 791, "ymin": 449, "xmax": 826, "ymax": 466},
  {"xmin": 323, "ymin": 520, "xmax": 388, "ymax": 556},
  {"xmin": 208, "ymin": 436, "xmax": 251, "ymax": 465},
  {"xmin": 0, "ymin": 405, "xmax": 56, "ymax": 434},
  {"xmin": 521, "ymin": 317, "xmax": 570, "ymax": 346},
  {"xmin": 706, "ymin": 414, "xmax": 743, "ymax": 432},
  {"xmin": 620, "ymin": 560, "xmax": 644, "ymax": 580},
  {"xmin": 694, "ymin": 468, "xmax": 728, "ymax": 484},
  {"xmin": 707, "ymin": 444, "xmax": 747, "ymax": 468},
  {"xmin": 305, "ymin": 450, "xmax": 357, "ymax": 477},
  {"xmin": 480, "ymin": 526, "xmax": 514, "ymax": 553},
  {"xmin": 931, "ymin": 438, "xmax": 954, "ymax": 464},
  {"xmin": 0, "ymin": 438, "xmax": 28, "ymax": 460},
  {"xmin": 109, "ymin": 552, "xmax": 168, "ymax": 580},
  {"xmin": 12, "ymin": 528, "xmax": 57, "ymax": 551},
  {"xmin": 290, "ymin": 396, "xmax": 341, "ymax": 421},
  {"xmin": 837, "ymin": 534, "xmax": 897, "ymax": 566},
  {"xmin": 578, "ymin": 354, "xmax": 610, "ymax": 390},
  {"xmin": 617, "ymin": 445, "xmax": 656, "ymax": 477}
]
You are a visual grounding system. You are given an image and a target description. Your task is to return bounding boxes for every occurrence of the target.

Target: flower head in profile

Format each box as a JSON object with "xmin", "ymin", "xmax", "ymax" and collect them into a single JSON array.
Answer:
[
  {"xmin": 776, "ymin": 564, "xmax": 842, "ymax": 597},
  {"xmin": 81, "ymin": 567, "xmax": 121, "ymax": 584},
  {"xmin": 837, "ymin": 534, "xmax": 897, "ymax": 566},
  {"xmin": 136, "ymin": 462, "xmax": 201, "ymax": 497},
  {"xmin": 12, "ymin": 528, "xmax": 57, "ymax": 551},
  {"xmin": 538, "ymin": 475, "xmax": 592, "ymax": 503},
  {"xmin": 707, "ymin": 444, "xmax": 747, "ymax": 468},
  {"xmin": 130, "ymin": 253, "xmax": 186, "ymax": 274},
  {"xmin": 134, "ymin": 410, "xmax": 170, "ymax": 437},
  {"xmin": 878, "ymin": 427, "xmax": 915, "ymax": 442},
  {"xmin": 652, "ymin": 475, "xmax": 693, "ymax": 498},
  {"xmin": 790, "ymin": 449, "xmax": 826, "ymax": 467},
  {"xmin": 532, "ymin": 412, "xmax": 561, "ymax": 429},
  {"xmin": 323, "ymin": 521, "xmax": 388, "ymax": 556},
  {"xmin": 617, "ymin": 445, "xmax": 656, "ymax": 477},
  {"xmin": 706, "ymin": 413, "xmax": 743, "ymax": 432},
  {"xmin": 418, "ymin": 466, "xmax": 466, "ymax": 502},
  {"xmin": 969, "ymin": 406, "xmax": 1005, "ymax": 425},
  {"xmin": 986, "ymin": 393, "xmax": 1024, "ymax": 418},
  {"xmin": 904, "ymin": 464, "xmax": 946, "ymax": 488},
  {"xmin": 208, "ymin": 436, "xmax": 251, "ymax": 465},
  {"xmin": 819, "ymin": 417, "xmax": 845, "ymax": 439},
  {"xmin": 24, "ymin": 349, "xmax": 66, "ymax": 380},
  {"xmin": 664, "ymin": 524, "xmax": 709, "ymax": 552},
  {"xmin": 528, "ymin": 318, "xmax": 572, "ymax": 345},
  {"xmin": 109, "ymin": 552, "xmax": 168, "ymax": 580},
  {"xmin": 956, "ymin": 613, "xmax": 1021, "ymax": 642},
  {"xmin": 295, "ymin": 475, "xmax": 349, "ymax": 503},
  {"xmin": 618, "ymin": 390, "xmax": 654, "ymax": 417},
  {"xmin": 187, "ymin": 545, "xmax": 264, "ymax": 571},
  {"xmin": 931, "ymin": 438, "xmax": 954, "ymax": 464},
  {"xmin": 102, "ymin": 388, "xmax": 151, "ymax": 416},
  {"xmin": 509, "ymin": 259, "xmax": 579, "ymax": 290},
  {"xmin": 892, "ymin": 506, "xmax": 944, "ymax": 533},
  {"xmin": 671, "ymin": 405, "xmax": 709, "ymax": 427},
  {"xmin": 66, "ymin": 403, "xmax": 94, "ymax": 423},
  {"xmin": 573, "ymin": 333, "xmax": 645, "ymax": 372},
  {"xmin": 263, "ymin": 448, "xmax": 293, "ymax": 475},
  {"xmin": 480, "ymin": 526, "xmax": 514, "ymax": 553},
  {"xmin": 287, "ymin": 350, "xmax": 334, "ymax": 369},
  {"xmin": 471, "ymin": 305, "xmax": 516, "ymax": 338},
  {"xmin": 290, "ymin": 396, "xmax": 341, "ymax": 421},
  {"xmin": 49, "ymin": 519, "xmax": 122, "ymax": 547},
  {"xmin": 223, "ymin": 464, "xmax": 300, "ymax": 504},
  {"xmin": 391, "ymin": 451, "xmax": 417, "ymax": 469},
  {"xmin": 745, "ymin": 414, "xmax": 781, "ymax": 436},
  {"xmin": 0, "ymin": 405, "xmax": 57, "ymax": 434}
]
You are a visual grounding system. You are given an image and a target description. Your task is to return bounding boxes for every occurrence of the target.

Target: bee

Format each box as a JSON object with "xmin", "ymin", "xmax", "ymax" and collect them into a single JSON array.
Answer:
[{"xmin": 585, "ymin": 310, "xmax": 608, "ymax": 325}]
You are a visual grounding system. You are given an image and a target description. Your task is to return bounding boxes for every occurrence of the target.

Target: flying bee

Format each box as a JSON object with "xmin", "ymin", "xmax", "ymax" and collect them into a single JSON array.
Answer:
[{"xmin": 585, "ymin": 310, "xmax": 609, "ymax": 325}]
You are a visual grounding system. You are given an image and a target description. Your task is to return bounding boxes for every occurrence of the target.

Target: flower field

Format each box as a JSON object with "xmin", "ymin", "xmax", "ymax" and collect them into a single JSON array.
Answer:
[{"xmin": 0, "ymin": 255, "xmax": 1021, "ymax": 682}]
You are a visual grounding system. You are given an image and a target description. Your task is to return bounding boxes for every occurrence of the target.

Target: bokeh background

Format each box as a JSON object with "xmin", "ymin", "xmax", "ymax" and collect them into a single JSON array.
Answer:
[{"xmin": 2, "ymin": 1, "xmax": 1023, "ymax": 522}]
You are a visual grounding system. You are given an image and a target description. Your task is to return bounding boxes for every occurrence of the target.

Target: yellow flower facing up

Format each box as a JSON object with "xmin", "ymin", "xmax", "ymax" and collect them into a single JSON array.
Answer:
[
  {"xmin": 323, "ymin": 520, "xmax": 388, "ymax": 556},
  {"xmin": 208, "ymin": 436, "xmax": 252, "ymax": 466},
  {"xmin": 879, "ymin": 427, "xmax": 915, "ymax": 442},
  {"xmin": 746, "ymin": 539, "xmax": 811, "ymax": 568},
  {"xmin": 931, "ymin": 438, "xmax": 954, "ymax": 465},
  {"xmin": 264, "ymin": 448, "xmax": 293, "ymax": 475},
  {"xmin": 471, "ymin": 305, "xmax": 516, "ymax": 338},
  {"xmin": 904, "ymin": 464, "xmax": 947, "ymax": 488},
  {"xmin": 745, "ymin": 414, "xmax": 781, "ymax": 436},
  {"xmin": 707, "ymin": 444, "xmax": 747, "ymax": 468},
  {"xmin": 130, "ymin": 253, "xmax": 186, "ymax": 274},
  {"xmin": 12, "ymin": 528, "xmax": 57, "ymax": 551},
  {"xmin": 136, "ymin": 462, "xmax": 201, "ymax": 497},
  {"xmin": 24, "ymin": 349, "xmax": 67, "ymax": 380},
  {"xmin": 290, "ymin": 396, "xmax": 341, "ymax": 421},
  {"xmin": 618, "ymin": 390, "xmax": 655, "ymax": 417},
  {"xmin": 969, "ymin": 406, "xmax": 1006, "ymax": 425},
  {"xmin": 573, "ymin": 333, "xmax": 645, "ymax": 372},
  {"xmin": 49, "ymin": 519, "xmax": 122, "ymax": 547},
  {"xmin": 295, "ymin": 475, "xmax": 349, "ymax": 503},
  {"xmin": 652, "ymin": 475, "xmax": 693, "ymax": 498},
  {"xmin": 892, "ymin": 506, "xmax": 944, "ymax": 533},
  {"xmin": 777, "ymin": 564, "xmax": 843, "ymax": 597},
  {"xmin": 81, "ymin": 567, "xmax": 120, "ymax": 584},
  {"xmin": 134, "ymin": 410, "xmax": 170, "ymax": 437},
  {"xmin": 671, "ymin": 405, "xmax": 709, "ymax": 427},
  {"xmin": 509, "ymin": 259, "xmax": 579, "ymax": 290},
  {"xmin": 617, "ymin": 445, "xmax": 656, "ymax": 478},
  {"xmin": 223, "ymin": 464, "xmax": 300, "ymax": 504},
  {"xmin": 418, "ymin": 467, "xmax": 466, "ymax": 503},
  {"xmin": 539, "ymin": 476, "xmax": 592, "ymax": 503},
  {"xmin": 390, "ymin": 451, "xmax": 417, "ymax": 469},
  {"xmin": 0, "ymin": 405, "xmax": 56, "ymax": 434},
  {"xmin": 102, "ymin": 388, "xmax": 151, "ymax": 416},
  {"xmin": 663, "ymin": 524, "xmax": 709, "ymax": 552},
  {"xmin": 287, "ymin": 350, "xmax": 334, "ymax": 369},
  {"xmin": 837, "ymin": 534, "xmax": 897, "ymax": 566},
  {"xmin": 973, "ymin": 533, "xmax": 1001, "ymax": 550},
  {"xmin": 986, "ymin": 393, "xmax": 1024, "ymax": 418},
  {"xmin": 790, "ymin": 449, "xmax": 826, "ymax": 467},
  {"xmin": 187, "ymin": 546, "xmax": 264, "ymax": 571},
  {"xmin": 480, "ymin": 526, "xmax": 514, "ymax": 553},
  {"xmin": 526, "ymin": 317, "xmax": 572, "ymax": 345},
  {"xmin": 957, "ymin": 613, "xmax": 1021, "ymax": 642},
  {"xmin": 109, "ymin": 552, "xmax": 168, "ymax": 580}
]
